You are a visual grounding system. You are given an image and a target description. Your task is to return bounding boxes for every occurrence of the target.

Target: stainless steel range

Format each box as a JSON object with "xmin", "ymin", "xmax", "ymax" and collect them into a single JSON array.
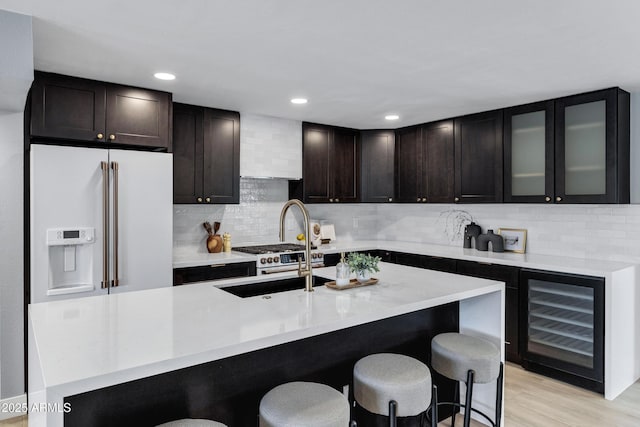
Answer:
[{"xmin": 233, "ymin": 243, "xmax": 325, "ymax": 274}]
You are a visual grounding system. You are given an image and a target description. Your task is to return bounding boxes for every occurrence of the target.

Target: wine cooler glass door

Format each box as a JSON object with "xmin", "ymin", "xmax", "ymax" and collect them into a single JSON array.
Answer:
[{"xmin": 521, "ymin": 269, "xmax": 604, "ymax": 392}]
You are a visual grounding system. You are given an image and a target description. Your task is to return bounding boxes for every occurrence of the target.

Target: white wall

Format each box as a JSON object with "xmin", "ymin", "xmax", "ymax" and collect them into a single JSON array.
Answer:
[
  {"xmin": 0, "ymin": 10, "xmax": 33, "ymax": 113},
  {"xmin": 0, "ymin": 9, "xmax": 31, "ymax": 402},
  {"xmin": 0, "ymin": 112, "xmax": 25, "ymax": 399}
]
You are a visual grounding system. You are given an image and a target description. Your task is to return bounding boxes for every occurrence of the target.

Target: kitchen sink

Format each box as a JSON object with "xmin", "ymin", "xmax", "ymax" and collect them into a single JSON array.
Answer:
[{"xmin": 220, "ymin": 276, "xmax": 331, "ymax": 298}]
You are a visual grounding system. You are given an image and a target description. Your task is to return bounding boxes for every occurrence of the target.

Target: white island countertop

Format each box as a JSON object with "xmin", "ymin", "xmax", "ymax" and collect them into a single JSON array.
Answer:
[{"xmin": 29, "ymin": 263, "xmax": 503, "ymax": 407}]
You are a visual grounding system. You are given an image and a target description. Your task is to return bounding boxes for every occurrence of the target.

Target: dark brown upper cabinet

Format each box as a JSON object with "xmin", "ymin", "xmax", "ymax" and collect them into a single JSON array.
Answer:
[
  {"xmin": 396, "ymin": 121, "xmax": 454, "ymax": 203},
  {"xmin": 504, "ymin": 100, "xmax": 555, "ymax": 203},
  {"xmin": 554, "ymin": 88, "xmax": 629, "ymax": 204},
  {"xmin": 361, "ymin": 130, "xmax": 395, "ymax": 203},
  {"xmin": 30, "ymin": 71, "xmax": 171, "ymax": 150},
  {"xmin": 173, "ymin": 103, "xmax": 240, "ymax": 204},
  {"xmin": 454, "ymin": 110, "xmax": 504, "ymax": 203},
  {"xmin": 302, "ymin": 122, "xmax": 359, "ymax": 203},
  {"xmin": 423, "ymin": 120, "xmax": 455, "ymax": 202},
  {"xmin": 395, "ymin": 125, "xmax": 422, "ymax": 203}
]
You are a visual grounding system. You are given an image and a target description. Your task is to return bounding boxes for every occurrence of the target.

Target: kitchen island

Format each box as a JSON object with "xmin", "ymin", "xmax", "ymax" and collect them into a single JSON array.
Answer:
[
  {"xmin": 28, "ymin": 262, "xmax": 504, "ymax": 426},
  {"xmin": 176, "ymin": 239, "xmax": 639, "ymax": 400}
]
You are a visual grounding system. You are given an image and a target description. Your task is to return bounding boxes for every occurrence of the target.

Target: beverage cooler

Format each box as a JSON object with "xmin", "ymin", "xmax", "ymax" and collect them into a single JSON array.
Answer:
[{"xmin": 520, "ymin": 268, "xmax": 604, "ymax": 393}]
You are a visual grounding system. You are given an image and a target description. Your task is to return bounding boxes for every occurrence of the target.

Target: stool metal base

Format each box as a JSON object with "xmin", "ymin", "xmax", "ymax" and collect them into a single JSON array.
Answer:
[
  {"xmin": 352, "ymin": 384, "xmax": 438, "ymax": 427},
  {"xmin": 437, "ymin": 362, "xmax": 504, "ymax": 427}
]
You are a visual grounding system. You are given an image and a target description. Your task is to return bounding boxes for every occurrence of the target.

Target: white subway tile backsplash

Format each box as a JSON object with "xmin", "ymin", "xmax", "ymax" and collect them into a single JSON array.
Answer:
[
  {"xmin": 313, "ymin": 203, "xmax": 640, "ymax": 263},
  {"xmin": 173, "ymin": 178, "xmax": 300, "ymax": 254},
  {"xmin": 174, "ymin": 179, "xmax": 640, "ymax": 263}
]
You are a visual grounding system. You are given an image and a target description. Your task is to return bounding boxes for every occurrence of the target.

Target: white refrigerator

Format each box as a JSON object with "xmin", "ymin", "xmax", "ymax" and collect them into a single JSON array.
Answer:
[{"xmin": 30, "ymin": 144, "xmax": 173, "ymax": 303}]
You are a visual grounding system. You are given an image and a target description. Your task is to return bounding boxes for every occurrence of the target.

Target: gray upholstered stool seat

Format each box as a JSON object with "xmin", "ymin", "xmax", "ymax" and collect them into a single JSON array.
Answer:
[
  {"xmin": 353, "ymin": 353, "xmax": 432, "ymax": 417},
  {"xmin": 431, "ymin": 332, "xmax": 500, "ymax": 384},
  {"xmin": 156, "ymin": 419, "xmax": 227, "ymax": 427},
  {"xmin": 259, "ymin": 381, "xmax": 350, "ymax": 427}
]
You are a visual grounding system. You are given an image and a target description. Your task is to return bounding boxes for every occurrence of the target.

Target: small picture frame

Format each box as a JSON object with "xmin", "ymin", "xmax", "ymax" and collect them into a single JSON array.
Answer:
[{"xmin": 498, "ymin": 228, "xmax": 527, "ymax": 253}]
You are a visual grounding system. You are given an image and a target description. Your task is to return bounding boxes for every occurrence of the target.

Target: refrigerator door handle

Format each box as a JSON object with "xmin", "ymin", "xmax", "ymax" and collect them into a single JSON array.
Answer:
[
  {"xmin": 101, "ymin": 161, "xmax": 109, "ymax": 289},
  {"xmin": 111, "ymin": 161, "xmax": 120, "ymax": 287}
]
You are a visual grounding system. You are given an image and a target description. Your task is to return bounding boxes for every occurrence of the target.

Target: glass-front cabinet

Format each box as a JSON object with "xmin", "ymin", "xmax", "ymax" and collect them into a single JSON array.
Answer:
[
  {"xmin": 554, "ymin": 88, "xmax": 630, "ymax": 204},
  {"xmin": 505, "ymin": 88, "xmax": 629, "ymax": 204},
  {"xmin": 504, "ymin": 101, "xmax": 554, "ymax": 203}
]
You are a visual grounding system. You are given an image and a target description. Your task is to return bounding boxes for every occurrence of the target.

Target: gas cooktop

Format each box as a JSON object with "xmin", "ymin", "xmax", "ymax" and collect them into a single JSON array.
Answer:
[{"xmin": 233, "ymin": 243, "xmax": 307, "ymax": 255}]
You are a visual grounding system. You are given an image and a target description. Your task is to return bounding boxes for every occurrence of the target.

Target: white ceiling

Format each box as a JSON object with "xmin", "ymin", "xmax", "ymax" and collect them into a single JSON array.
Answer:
[{"xmin": 1, "ymin": 0, "xmax": 639, "ymax": 129}]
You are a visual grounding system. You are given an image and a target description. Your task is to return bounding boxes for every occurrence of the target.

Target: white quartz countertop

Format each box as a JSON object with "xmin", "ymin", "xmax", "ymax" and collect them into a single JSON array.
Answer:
[
  {"xmin": 173, "ymin": 240, "xmax": 636, "ymax": 276},
  {"xmin": 173, "ymin": 250, "xmax": 256, "ymax": 268},
  {"xmin": 29, "ymin": 262, "xmax": 502, "ymax": 395}
]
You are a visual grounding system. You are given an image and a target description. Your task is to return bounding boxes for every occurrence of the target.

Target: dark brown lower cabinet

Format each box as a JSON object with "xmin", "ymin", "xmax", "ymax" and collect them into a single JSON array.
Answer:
[
  {"xmin": 394, "ymin": 252, "xmax": 457, "ymax": 273},
  {"xmin": 173, "ymin": 262, "xmax": 256, "ymax": 285}
]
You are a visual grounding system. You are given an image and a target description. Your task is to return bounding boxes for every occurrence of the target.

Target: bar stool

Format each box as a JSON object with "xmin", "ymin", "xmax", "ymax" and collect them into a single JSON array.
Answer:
[
  {"xmin": 259, "ymin": 381, "xmax": 351, "ymax": 427},
  {"xmin": 430, "ymin": 333, "xmax": 503, "ymax": 427},
  {"xmin": 353, "ymin": 353, "xmax": 437, "ymax": 427},
  {"xmin": 156, "ymin": 420, "xmax": 227, "ymax": 427}
]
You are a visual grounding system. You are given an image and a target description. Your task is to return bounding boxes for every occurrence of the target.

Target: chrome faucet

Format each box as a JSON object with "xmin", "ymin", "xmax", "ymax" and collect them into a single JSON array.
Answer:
[{"xmin": 279, "ymin": 199, "xmax": 313, "ymax": 292}]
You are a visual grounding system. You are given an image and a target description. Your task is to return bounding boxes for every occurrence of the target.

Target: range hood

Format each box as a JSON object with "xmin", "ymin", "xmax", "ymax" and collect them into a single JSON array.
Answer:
[{"xmin": 240, "ymin": 113, "xmax": 302, "ymax": 180}]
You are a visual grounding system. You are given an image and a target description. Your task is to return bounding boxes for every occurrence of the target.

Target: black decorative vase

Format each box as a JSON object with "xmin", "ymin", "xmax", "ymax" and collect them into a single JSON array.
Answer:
[
  {"xmin": 463, "ymin": 222, "xmax": 482, "ymax": 249},
  {"xmin": 476, "ymin": 229, "xmax": 505, "ymax": 252}
]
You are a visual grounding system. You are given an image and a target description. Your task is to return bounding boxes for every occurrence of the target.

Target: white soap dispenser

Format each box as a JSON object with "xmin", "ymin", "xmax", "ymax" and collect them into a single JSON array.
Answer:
[{"xmin": 335, "ymin": 252, "xmax": 350, "ymax": 287}]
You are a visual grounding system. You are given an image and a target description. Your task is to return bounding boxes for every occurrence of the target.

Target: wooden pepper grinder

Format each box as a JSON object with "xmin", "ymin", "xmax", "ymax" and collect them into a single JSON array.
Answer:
[{"xmin": 203, "ymin": 221, "xmax": 223, "ymax": 253}]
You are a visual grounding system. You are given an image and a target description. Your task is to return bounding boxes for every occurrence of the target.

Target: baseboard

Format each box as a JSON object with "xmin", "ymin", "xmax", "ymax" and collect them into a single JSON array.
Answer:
[{"xmin": 0, "ymin": 394, "xmax": 27, "ymax": 421}]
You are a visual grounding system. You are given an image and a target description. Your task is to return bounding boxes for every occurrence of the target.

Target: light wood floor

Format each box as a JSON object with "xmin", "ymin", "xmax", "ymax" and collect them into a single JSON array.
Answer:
[
  {"xmin": 2, "ymin": 363, "xmax": 639, "ymax": 426},
  {"xmin": 441, "ymin": 363, "xmax": 640, "ymax": 427},
  {"xmin": 0, "ymin": 415, "xmax": 25, "ymax": 427}
]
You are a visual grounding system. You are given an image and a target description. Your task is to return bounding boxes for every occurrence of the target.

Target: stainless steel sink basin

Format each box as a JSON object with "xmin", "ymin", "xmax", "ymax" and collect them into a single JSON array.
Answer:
[{"xmin": 220, "ymin": 276, "xmax": 331, "ymax": 298}]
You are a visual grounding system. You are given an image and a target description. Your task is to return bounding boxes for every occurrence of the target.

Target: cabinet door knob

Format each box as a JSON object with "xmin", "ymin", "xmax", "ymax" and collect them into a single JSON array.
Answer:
[
  {"xmin": 205, "ymin": 197, "xmax": 211, "ymax": 203},
  {"xmin": 416, "ymin": 197, "xmax": 421, "ymax": 202},
  {"xmin": 329, "ymin": 198, "xmax": 334, "ymax": 202},
  {"xmin": 545, "ymin": 196, "xmax": 551, "ymax": 202},
  {"xmin": 388, "ymin": 197, "xmax": 393, "ymax": 202},
  {"xmin": 197, "ymin": 197, "xmax": 203, "ymax": 203},
  {"xmin": 422, "ymin": 197, "xmax": 427, "ymax": 202},
  {"xmin": 556, "ymin": 196, "xmax": 562, "ymax": 202},
  {"xmin": 454, "ymin": 197, "xmax": 460, "ymax": 202},
  {"xmin": 109, "ymin": 134, "xmax": 116, "ymax": 141},
  {"xmin": 97, "ymin": 133, "xmax": 104, "ymax": 140},
  {"xmin": 335, "ymin": 198, "xmax": 339, "ymax": 202}
]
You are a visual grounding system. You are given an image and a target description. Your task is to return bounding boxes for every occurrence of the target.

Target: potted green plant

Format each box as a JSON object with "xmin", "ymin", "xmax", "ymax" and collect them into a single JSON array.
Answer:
[{"xmin": 346, "ymin": 252, "xmax": 381, "ymax": 282}]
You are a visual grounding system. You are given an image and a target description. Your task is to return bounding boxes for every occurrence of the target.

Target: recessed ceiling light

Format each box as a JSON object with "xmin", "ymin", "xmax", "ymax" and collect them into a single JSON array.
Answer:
[
  {"xmin": 385, "ymin": 115, "xmax": 400, "ymax": 121},
  {"xmin": 154, "ymin": 72, "xmax": 176, "ymax": 81},
  {"xmin": 291, "ymin": 98, "xmax": 308, "ymax": 104}
]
